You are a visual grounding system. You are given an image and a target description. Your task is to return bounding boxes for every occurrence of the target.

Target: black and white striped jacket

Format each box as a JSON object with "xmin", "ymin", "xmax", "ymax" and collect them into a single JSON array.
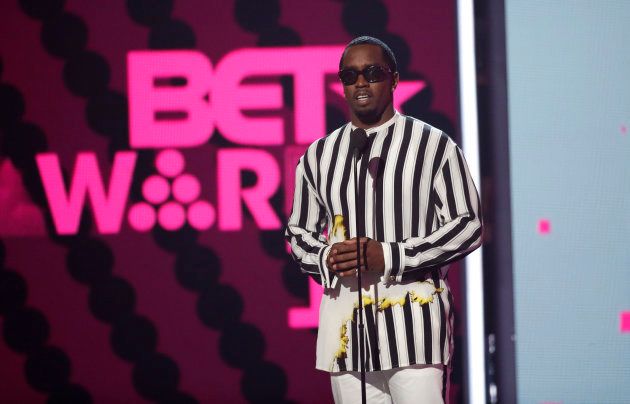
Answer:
[{"xmin": 285, "ymin": 112, "xmax": 482, "ymax": 372}]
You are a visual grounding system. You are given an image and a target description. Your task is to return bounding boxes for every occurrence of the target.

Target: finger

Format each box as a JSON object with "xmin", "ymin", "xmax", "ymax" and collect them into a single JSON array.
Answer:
[
  {"xmin": 333, "ymin": 260, "xmax": 366, "ymax": 272},
  {"xmin": 332, "ymin": 242, "xmax": 358, "ymax": 254},
  {"xmin": 336, "ymin": 266, "xmax": 369, "ymax": 277},
  {"xmin": 330, "ymin": 251, "xmax": 358, "ymax": 264},
  {"xmin": 332, "ymin": 260, "xmax": 357, "ymax": 271},
  {"xmin": 336, "ymin": 268, "xmax": 356, "ymax": 277}
]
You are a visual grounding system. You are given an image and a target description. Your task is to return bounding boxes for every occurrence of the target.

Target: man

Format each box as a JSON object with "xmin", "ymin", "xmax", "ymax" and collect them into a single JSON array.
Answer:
[{"xmin": 285, "ymin": 36, "xmax": 482, "ymax": 403}]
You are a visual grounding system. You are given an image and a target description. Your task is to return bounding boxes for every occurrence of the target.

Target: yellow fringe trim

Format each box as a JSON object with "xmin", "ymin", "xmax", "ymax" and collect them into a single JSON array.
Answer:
[
  {"xmin": 329, "ymin": 215, "xmax": 347, "ymax": 243},
  {"xmin": 333, "ymin": 282, "xmax": 444, "ymax": 364},
  {"xmin": 377, "ymin": 296, "xmax": 407, "ymax": 310},
  {"xmin": 353, "ymin": 295, "xmax": 375, "ymax": 309},
  {"xmin": 377, "ymin": 284, "xmax": 444, "ymax": 310},
  {"xmin": 410, "ymin": 291, "xmax": 434, "ymax": 305},
  {"xmin": 422, "ymin": 279, "xmax": 444, "ymax": 292},
  {"xmin": 334, "ymin": 323, "xmax": 350, "ymax": 359}
]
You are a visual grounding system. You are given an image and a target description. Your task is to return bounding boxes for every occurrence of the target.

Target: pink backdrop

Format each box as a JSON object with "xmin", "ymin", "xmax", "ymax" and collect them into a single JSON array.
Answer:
[{"xmin": 0, "ymin": 0, "xmax": 461, "ymax": 402}]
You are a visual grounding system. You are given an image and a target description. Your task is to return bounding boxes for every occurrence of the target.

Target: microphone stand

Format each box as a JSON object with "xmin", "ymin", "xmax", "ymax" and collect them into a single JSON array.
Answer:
[{"xmin": 353, "ymin": 147, "xmax": 367, "ymax": 404}]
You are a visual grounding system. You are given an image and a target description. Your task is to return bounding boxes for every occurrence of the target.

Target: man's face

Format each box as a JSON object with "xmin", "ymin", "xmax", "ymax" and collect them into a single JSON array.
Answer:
[{"xmin": 339, "ymin": 44, "xmax": 398, "ymax": 123}]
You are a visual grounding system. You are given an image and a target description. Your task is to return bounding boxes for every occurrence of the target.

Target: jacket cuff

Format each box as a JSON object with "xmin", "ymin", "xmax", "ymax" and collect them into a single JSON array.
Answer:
[
  {"xmin": 318, "ymin": 245, "xmax": 334, "ymax": 288},
  {"xmin": 381, "ymin": 242, "xmax": 405, "ymax": 283}
]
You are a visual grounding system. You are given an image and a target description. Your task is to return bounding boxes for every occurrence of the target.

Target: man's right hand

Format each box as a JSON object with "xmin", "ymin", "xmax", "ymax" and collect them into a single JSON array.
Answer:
[{"xmin": 326, "ymin": 239, "xmax": 368, "ymax": 277}]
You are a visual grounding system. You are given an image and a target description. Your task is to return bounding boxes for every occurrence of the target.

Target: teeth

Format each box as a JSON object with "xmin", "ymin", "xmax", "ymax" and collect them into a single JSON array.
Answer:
[{"xmin": 357, "ymin": 95, "xmax": 368, "ymax": 99}]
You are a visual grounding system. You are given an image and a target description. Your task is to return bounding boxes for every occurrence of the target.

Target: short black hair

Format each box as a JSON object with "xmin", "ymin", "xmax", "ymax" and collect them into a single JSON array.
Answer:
[{"xmin": 339, "ymin": 36, "xmax": 397, "ymax": 73}]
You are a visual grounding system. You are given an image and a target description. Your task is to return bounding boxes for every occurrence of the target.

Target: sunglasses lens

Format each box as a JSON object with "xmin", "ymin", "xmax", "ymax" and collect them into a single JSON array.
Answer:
[
  {"xmin": 339, "ymin": 66, "xmax": 389, "ymax": 85},
  {"xmin": 364, "ymin": 66, "xmax": 386, "ymax": 82},
  {"xmin": 339, "ymin": 69, "xmax": 358, "ymax": 85}
]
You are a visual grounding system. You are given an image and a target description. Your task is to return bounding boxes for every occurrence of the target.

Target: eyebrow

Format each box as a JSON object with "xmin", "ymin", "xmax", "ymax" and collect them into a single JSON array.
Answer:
[{"xmin": 341, "ymin": 63, "xmax": 386, "ymax": 70}]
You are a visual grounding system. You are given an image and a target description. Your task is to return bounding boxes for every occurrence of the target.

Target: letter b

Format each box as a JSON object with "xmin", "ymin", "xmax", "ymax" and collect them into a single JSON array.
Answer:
[{"xmin": 128, "ymin": 50, "xmax": 213, "ymax": 148}]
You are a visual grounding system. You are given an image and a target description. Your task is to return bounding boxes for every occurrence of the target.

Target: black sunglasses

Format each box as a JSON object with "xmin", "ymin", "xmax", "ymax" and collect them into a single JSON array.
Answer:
[{"xmin": 338, "ymin": 65, "xmax": 392, "ymax": 86}]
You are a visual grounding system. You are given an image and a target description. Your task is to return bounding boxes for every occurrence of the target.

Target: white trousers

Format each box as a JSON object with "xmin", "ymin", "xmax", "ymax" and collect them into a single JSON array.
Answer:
[{"xmin": 330, "ymin": 365, "xmax": 447, "ymax": 404}]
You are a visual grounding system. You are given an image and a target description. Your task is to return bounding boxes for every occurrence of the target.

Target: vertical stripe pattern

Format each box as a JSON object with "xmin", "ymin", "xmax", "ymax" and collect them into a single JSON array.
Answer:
[{"xmin": 285, "ymin": 114, "xmax": 483, "ymax": 372}]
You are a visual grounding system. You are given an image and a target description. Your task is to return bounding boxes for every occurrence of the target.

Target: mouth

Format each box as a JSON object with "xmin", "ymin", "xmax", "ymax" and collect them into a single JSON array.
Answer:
[{"xmin": 354, "ymin": 92, "xmax": 371, "ymax": 106}]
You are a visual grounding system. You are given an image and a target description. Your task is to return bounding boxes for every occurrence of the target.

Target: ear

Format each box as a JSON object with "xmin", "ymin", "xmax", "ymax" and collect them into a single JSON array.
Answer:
[{"xmin": 391, "ymin": 71, "xmax": 399, "ymax": 92}]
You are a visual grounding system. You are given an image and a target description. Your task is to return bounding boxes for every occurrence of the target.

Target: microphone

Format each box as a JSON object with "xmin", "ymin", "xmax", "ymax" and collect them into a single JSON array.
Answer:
[{"xmin": 350, "ymin": 128, "xmax": 369, "ymax": 154}]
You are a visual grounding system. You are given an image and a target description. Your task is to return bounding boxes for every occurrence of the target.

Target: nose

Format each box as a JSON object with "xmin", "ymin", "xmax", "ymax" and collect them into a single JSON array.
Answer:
[{"xmin": 355, "ymin": 72, "xmax": 369, "ymax": 87}]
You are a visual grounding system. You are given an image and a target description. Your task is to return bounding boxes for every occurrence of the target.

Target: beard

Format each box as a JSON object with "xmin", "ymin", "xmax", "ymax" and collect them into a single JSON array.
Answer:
[{"xmin": 354, "ymin": 106, "xmax": 382, "ymax": 125}]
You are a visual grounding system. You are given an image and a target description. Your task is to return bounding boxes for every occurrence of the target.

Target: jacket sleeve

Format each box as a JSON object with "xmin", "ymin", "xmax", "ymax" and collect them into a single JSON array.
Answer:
[
  {"xmin": 381, "ymin": 143, "xmax": 483, "ymax": 282},
  {"xmin": 284, "ymin": 156, "xmax": 335, "ymax": 288}
]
